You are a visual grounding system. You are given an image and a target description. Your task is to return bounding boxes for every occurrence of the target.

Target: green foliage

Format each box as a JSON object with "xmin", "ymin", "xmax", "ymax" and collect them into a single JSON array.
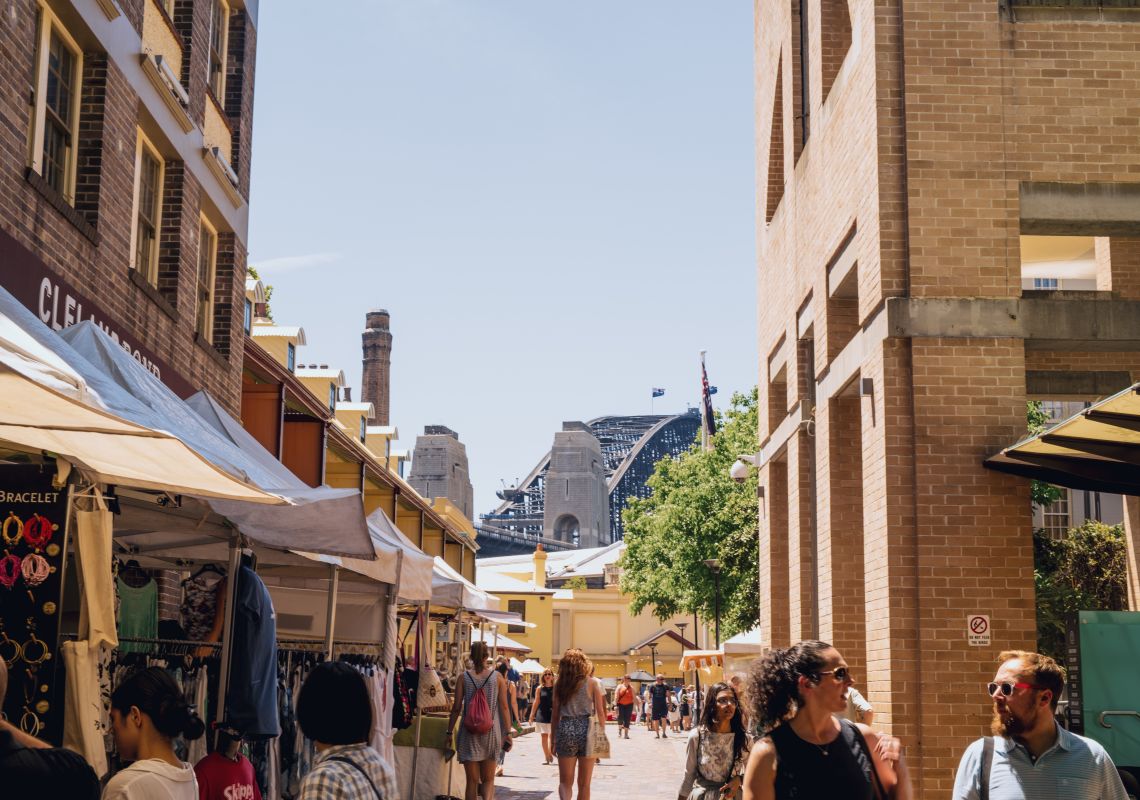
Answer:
[
  {"xmin": 619, "ymin": 388, "xmax": 760, "ymax": 639},
  {"xmin": 562, "ymin": 576, "xmax": 588, "ymax": 590},
  {"xmin": 1026, "ymin": 401, "xmax": 1063, "ymax": 508},
  {"xmin": 246, "ymin": 266, "xmax": 274, "ymax": 320},
  {"xmin": 1034, "ymin": 521, "xmax": 1128, "ymax": 663}
]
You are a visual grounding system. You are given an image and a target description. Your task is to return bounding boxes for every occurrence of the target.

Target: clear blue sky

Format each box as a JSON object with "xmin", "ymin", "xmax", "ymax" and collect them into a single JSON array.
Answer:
[{"xmin": 247, "ymin": 1, "xmax": 757, "ymax": 514}]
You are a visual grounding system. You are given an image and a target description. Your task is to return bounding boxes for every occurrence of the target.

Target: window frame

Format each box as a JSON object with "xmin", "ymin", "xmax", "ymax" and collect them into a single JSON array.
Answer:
[
  {"xmin": 507, "ymin": 599, "xmax": 526, "ymax": 634},
  {"xmin": 207, "ymin": 0, "xmax": 230, "ymax": 101},
  {"xmin": 243, "ymin": 298, "xmax": 252, "ymax": 333},
  {"xmin": 129, "ymin": 130, "xmax": 165, "ymax": 285},
  {"xmin": 195, "ymin": 216, "xmax": 218, "ymax": 343},
  {"xmin": 286, "ymin": 342, "xmax": 296, "ymax": 373},
  {"xmin": 28, "ymin": 3, "xmax": 83, "ymax": 204}
]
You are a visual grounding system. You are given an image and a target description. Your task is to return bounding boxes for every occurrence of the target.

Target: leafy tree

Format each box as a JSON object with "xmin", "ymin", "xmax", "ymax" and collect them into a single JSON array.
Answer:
[
  {"xmin": 619, "ymin": 388, "xmax": 760, "ymax": 639},
  {"xmin": 562, "ymin": 576, "xmax": 588, "ymax": 590},
  {"xmin": 1026, "ymin": 401, "xmax": 1063, "ymax": 508},
  {"xmin": 1034, "ymin": 521, "xmax": 1128, "ymax": 662},
  {"xmin": 246, "ymin": 265, "xmax": 274, "ymax": 320}
]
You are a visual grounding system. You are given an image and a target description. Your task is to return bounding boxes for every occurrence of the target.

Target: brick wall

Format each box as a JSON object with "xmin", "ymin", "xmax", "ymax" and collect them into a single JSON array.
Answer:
[{"xmin": 0, "ymin": 0, "xmax": 256, "ymax": 414}]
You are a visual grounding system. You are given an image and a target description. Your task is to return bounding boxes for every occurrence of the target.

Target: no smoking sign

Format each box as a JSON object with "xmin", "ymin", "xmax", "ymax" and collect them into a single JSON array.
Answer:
[{"xmin": 968, "ymin": 614, "xmax": 991, "ymax": 646}]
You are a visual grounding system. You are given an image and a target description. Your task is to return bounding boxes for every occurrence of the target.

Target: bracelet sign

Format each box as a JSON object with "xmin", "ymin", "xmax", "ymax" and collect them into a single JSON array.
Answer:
[{"xmin": 0, "ymin": 464, "xmax": 70, "ymax": 745}]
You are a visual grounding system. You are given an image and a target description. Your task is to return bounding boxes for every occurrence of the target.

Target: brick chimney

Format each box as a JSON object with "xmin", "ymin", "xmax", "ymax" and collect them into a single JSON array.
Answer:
[
  {"xmin": 533, "ymin": 543, "xmax": 547, "ymax": 588},
  {"xmin": 361, "ymin": 309, "xmax": 392, "ymax": 425}
]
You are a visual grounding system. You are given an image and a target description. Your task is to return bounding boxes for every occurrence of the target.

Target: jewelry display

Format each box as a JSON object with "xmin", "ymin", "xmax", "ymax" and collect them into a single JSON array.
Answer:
[
  {"xmin": 20, "ymin": 708, "xmax": 42, "ymax": 735},
  {"xmin": 1, "ymin": 512, "xmax": 22, "ymax": 546},
  {"xmin": 0, "ymin": 554, "xmax": 20, "ymax": 589},
  {"xmin": 21, "ymin": 514, "xmax": 53, "ymax": 549},
  {"xmin": 20, "ymin": 553, "xmax": 50, "ymax": 587},
  {"xmin": 21, "ymin": 618, "xmax": 49, "ymax": 665},
  {"xmin": 0, "ymin": 632, "xmax": 20, "ymax": 666}
]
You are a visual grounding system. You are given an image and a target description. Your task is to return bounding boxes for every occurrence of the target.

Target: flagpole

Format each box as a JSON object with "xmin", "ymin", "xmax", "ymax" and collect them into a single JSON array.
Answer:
[{"xmin": 699, "ymin": 350, "xmax": 708, "ymax": 451}]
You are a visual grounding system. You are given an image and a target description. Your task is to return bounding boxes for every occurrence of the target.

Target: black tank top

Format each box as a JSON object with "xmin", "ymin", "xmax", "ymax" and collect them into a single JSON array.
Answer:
[
  {"xmin": 770, "ymin": 718, "xmax": 877, "ymax": 800},
  {"xmin": 537, "ymin": 686, "xmax": 553, "ymax": 723}
]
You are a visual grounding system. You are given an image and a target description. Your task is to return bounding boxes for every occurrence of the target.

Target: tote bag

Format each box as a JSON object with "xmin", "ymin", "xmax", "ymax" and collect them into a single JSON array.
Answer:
[{"xmin": 585, "ymin": 713, "xmax": 611, "ymax": 759}]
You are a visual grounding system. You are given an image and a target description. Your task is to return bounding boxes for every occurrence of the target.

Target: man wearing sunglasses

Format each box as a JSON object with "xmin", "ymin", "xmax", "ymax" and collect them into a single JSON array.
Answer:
[{"xmin": 952, "ymin": 650, "xmax": 1128, "ymax": 799}]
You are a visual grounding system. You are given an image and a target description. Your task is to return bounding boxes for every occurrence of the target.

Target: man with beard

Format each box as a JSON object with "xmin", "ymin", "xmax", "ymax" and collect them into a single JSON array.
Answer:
[{"xmin": 952, "ymin": 650, "xmax": 1128, "ymax": 799}]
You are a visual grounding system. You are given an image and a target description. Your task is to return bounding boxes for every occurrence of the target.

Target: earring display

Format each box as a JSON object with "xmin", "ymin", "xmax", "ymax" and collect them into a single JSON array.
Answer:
[{"xmin": 0, "ymin": 464, "xmax": 70, "ymax": 745}]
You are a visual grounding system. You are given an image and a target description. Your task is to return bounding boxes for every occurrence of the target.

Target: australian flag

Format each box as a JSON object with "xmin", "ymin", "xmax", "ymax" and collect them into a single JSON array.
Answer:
[
  {"xmin": 652, "ymin": 388, "xmax": 665, "ymax": 398},
  {"xmin": 700, "ymin": 352, "xmax": 716, "ymax": 439}
]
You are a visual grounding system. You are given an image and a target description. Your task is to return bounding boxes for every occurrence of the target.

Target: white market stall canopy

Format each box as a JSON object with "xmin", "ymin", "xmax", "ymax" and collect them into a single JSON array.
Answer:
[
  {"xmin": 680, "ymin": 649, "xmax": 725, "ymax": 671},
  {"xmin": 723, "ymin": 626, "xmax": 765, "ymax": 655},
  {"xmin": 0, "ymin": 300, "xmax": 278, "ymax": 504},
  {"xmin": 431, "ymin": 556, "xmax": 499, "ymax": 612},
  {"xmin": 363, "ymin": 508, "xmax": 435, "ymax": 602},
  {"xmin": 472, "ymin": 628, "xmax": 531, "ymax": 653}
]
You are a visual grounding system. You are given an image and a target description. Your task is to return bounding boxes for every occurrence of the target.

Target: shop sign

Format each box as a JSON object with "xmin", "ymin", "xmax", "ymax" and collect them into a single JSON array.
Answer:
[
  {"xmin": 0, "ymin": 464, "xmax": 70, "ymax": 744},
  {"xmin": 0, "ymin": 225, "xmax": 196, "ymax": 397}
]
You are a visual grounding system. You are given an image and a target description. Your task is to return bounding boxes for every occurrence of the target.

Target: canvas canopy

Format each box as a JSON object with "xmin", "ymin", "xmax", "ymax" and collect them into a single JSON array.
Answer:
[
  {"xmin": 0, "ymin": 294, "xmax": 278, "ymax": 504},
  {"xmin": 680, "ymin": 649, "xmax": 725, "ymax": 671},
  {"xmin": 471, "ymin": 628, "xmax": 530, "ymax": 653},
  {"xmin": 723, "ymin": 626, "xmax": 765, "ymax": 655},
  {"xmin": 361, "ymin": 508, "xmax": 434, "ymax": 602},
  {"xmin": 431, "ymin": 556, "xmax": 499, "ymax": 611},
  {"xmin": 986, "ymin": 382, "xmax": 1140, "ymax": 495}
]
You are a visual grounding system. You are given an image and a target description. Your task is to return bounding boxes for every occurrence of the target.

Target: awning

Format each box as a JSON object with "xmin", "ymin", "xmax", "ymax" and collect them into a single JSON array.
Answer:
[
  {"xmin": 474, "ymin": 608, "xmax": 534, "ymax": 628},
  {"xmin": 472, "ymin": 629, "xmax": 531, "ymax": 653},
  {"xmin": 362, "ymin": 508, "xmax": 434, "ymax": 602},
  {"xmin": 985, "ymin": 383, "xmax": 1140, "ymax": 495},
  {"xmin": 680, "ymin": 649, "xmax": 725, "ymax": 671},
  {"xmin": 723, "ymin": 626, "xmax": 765, "ymax": 655},
  {"xmin": 432, "ymin": 557, "xmax": 500, "ymax": 612},
  {"xmin": 518, "ymin": 658, "xmax": 546, "ymax": 675},
  {"xmin": 0, "ymin": 303, "xmax": 279, "ymax": 504}
]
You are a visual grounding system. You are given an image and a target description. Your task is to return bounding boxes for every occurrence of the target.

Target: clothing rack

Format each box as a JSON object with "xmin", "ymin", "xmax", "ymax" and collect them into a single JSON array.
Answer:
[
  {"xmin": 276, "ymin": 637, "xmax": 384, "ymax": 657},
  {"xmin": 59, "ymin": 632, "xmax": 223, "ymax": 654}
]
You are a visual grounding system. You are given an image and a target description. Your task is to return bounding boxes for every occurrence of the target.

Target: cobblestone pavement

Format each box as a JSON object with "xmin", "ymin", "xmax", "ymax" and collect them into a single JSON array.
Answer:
[{"xmin": 493, "ymin": 721, "xmax": 690, "ymax": 800}]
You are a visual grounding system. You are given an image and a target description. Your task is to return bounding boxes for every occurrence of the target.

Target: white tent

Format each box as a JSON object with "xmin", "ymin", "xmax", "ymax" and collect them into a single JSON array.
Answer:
[
  {"xmin": 723, "ymin": 626, "xmax": 765, "ymax": 655},
  {"xmin": 0, "ymin": 301, "xmax": 279, "ymax": 504},
  {"xmin": 431, "ymin": 556, "xmax": 498, "ymax": 611},
  {"xmin": 366, "ymin": 508, "xmax": 435, "ymax": 602}
]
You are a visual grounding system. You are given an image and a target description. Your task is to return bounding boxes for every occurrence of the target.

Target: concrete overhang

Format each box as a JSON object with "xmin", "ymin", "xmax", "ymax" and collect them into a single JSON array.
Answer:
[
  {"xmin": 1020, "ymin": 181, "xmax": 1140, "ymax": 236},
  {"xmin": 885, "ymin": 295, "xmax": 1140, "ymax": 352}
]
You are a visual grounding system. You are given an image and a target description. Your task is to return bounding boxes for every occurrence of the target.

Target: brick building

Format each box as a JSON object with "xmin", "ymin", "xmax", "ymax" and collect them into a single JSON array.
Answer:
[
  {"xmin": 754, "ymin": 0, "xmax": 1140, "ymax": 794},
  {"xmin": 0, "ymin": 0, "xmax": 258, "ymax": 412}
]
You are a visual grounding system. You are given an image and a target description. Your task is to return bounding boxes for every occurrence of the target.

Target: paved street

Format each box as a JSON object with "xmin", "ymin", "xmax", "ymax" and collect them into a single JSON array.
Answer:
[{"xmin": 495, "ymin": 723, "xmax": 690, "ymax": 800}]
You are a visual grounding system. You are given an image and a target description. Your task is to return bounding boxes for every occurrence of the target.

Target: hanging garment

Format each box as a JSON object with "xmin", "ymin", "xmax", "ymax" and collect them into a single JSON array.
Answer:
[
  {"xmin": 115, "ymin": 577, "xmax": 157, "ymax": 653},
  {"xmin": 61, "ymin": 639, "xmax": 109, "ymax": 778},
  {"xmin": 224, "ymin": 566, "xmax": 280, "ymax": 737},
  {"xmin": 74, "ymin": 495, "xmax": 117, "ymax": 648},
  {"xmin": 186, "ymin": 667, "xmax": 210, "ymax": 767},
  {"xmin": 181, "ymin": 570, "xmax": 224, "ymax": 642}
]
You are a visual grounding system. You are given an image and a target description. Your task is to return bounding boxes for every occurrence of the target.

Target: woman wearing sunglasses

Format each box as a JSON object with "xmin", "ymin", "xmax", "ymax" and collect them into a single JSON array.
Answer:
[
  {"xmin": 678, "ymin": 682, "xmax": 750, "ymax": 800},
  {"xmin": 742, "ymin": 640, "xmax": 912, "ymax": 800}
]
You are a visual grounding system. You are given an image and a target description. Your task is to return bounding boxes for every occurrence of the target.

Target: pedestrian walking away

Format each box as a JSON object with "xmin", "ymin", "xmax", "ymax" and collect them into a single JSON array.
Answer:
[
  {"xmin": 0, "ymin": 658, "xmax": 99, "ymax": 799},
  {"xmin": 550, "ymin": 648, "xmax": 607, "ymax": 800},
  {"xmin": 742, "ymin": 640, "xmax": 912, "ymax": 800},
  {"xmin": 650, "ymin": 674, "xmax": 672, "ymax": 738},
  {"xmin": 103, "ymin": 666, "xmax": 205, "ymax": 800},
  {"xmin": 678, "ymin": 681, "xmax": 751, "ymax": 800},
  {"xmin": 951, "ymin": 649, "xmax": 1129, "ymax": 800},
  {"xmin": 494, "ymin": 659, "xmax": 520, "ymax": 777},
  {"xmin": 528, "ymin": 669, "xmax": 557, "ymax": 764},
  {"xmin": 679, "ymin": 685, "xmax": 693, "ymax": 731},
  {"xmin": 295, "ymin": 660, "xmax": 399, "ymax": 800},
  {"xmin": 615, "ymin": 675, "xmax": 636, "ymax": 739},
  {"xmin": 447, "ymin": 641, "xmax": 513, "ymax": 800}
]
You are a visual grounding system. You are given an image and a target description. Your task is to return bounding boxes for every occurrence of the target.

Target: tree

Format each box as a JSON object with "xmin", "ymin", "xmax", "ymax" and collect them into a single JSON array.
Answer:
[
  {"xmin": 1034, "ymin": 521, "xmax": 1128, "ymax": 662},
  {"xmin": 1026, "ymin": 401, "xmax": 1063, "ymax": 508},
  {"xmin": 563, "ymin": 576, "xmax": 588, "ymax": 590},
  {"xmin": 619, "ymin": 388, "xmax": 760, "ymax": 639}
]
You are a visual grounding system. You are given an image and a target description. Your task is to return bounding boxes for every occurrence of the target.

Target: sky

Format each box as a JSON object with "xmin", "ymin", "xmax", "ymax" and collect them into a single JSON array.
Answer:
[{"xmin": 247, "ymin": 1, "xmax": 758, "ymax": 515}]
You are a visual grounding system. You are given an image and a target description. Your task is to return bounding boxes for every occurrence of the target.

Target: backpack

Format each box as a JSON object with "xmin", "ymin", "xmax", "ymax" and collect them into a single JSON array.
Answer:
[{"xmin": 463, "ymin": 671, "xmax": 495, "ymax": 735}]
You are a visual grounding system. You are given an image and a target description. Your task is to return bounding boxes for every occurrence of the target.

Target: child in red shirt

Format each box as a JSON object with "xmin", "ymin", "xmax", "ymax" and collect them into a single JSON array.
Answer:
[{"xmin": 194, "ymin": 728, "xmax": 262, "ymax": 800}]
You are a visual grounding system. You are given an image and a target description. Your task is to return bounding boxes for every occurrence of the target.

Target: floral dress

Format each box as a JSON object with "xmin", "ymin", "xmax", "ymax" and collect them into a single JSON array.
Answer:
[{"xmin": 679, "ymin": 727, "xmax": 751, "ymax": 799}]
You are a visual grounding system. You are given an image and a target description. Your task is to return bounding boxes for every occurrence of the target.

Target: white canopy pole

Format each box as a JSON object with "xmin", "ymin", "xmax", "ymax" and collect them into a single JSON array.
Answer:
[
  {"xmin": 214, "ymin": 536, "xmax": 243, "ymax": 727},
  {"xmin": 324, "ymin": 564, "xmax": 340, "ymax": 659},
  {"xmin": 410, "ymin": 599, "xmax": 429, "ymax": 797}
]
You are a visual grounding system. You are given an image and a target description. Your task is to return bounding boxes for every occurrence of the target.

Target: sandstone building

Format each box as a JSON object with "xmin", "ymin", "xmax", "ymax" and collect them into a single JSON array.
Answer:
[{"xmin": 753, "ymin": 0, "xmax": 1140, "ymax": 794}]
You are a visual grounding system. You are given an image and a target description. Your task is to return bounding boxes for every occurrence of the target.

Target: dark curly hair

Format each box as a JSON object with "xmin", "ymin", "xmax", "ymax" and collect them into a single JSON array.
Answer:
[
  {"xmin": 746, "ymin": 640, "xmax": 833, "ymax": 732},
  {"xmin": 699, "ymin": 682, "xmax": 747, "ymax": 768}
]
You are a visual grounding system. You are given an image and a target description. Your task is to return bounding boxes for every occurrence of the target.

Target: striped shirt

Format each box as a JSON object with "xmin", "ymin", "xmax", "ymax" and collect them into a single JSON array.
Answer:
[
  {"xmin": 300, "ymin": 743, "xmax": 399, "ymax": 800},
  {"xmin": 952, "ymin": 724, "xmax": 1128, "ymax": 800}
]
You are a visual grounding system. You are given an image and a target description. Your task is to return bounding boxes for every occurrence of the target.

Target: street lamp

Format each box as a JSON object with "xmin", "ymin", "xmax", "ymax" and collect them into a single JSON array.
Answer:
[
  {"xmin": 676, "ymin": 620, "xmax": 698, "ymax": 718},
  {"xmin": 704, "ymin": 559, "xmax": 722, "ymax": 648},
  {"xmin": 648, "ymin": 641, "xmax": 659, "ymax": 676}
]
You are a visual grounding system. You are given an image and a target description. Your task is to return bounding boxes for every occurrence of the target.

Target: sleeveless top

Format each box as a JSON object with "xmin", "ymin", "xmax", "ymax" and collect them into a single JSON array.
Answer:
[
  {"xmin": 559, "ymin": 678, "xmax": 594, "ymax": 718},
  {"xmin": 771, "ymin": 718, "xmax": 877, "ymax": 800},
  {"xmin": 536, "ymin": 686, "xmax": 553, "ymax": 723}
]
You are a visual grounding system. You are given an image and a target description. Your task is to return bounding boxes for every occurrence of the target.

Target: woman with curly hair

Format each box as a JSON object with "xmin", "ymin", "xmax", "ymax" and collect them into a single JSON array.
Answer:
[
  {"xmin": 742, "ymin": 641, "xmax": 912, "ymax": 800},
  {"xmin": 550, "ymin": 648, "xmax": 607, "ymax": 800},
  {"xmin": 678, "ymin": 682, "xmax": 751, "ymax": 800}
]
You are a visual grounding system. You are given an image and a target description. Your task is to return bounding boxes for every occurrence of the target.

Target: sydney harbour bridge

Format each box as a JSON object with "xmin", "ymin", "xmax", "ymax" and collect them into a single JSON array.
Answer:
[{"xmin": 476, "ymin": 410, "xmax": 702, "ymax": 558}]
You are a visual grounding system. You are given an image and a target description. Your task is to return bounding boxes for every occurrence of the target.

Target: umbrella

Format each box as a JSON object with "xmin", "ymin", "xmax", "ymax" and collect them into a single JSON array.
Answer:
[{"xmin": 628, "ymin": 670, "xmax": 655, "ymax": 682}]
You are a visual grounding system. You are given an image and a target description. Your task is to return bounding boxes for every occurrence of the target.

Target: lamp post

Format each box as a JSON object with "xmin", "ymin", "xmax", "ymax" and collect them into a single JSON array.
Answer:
[
  {"xmin": 648, "ymin": 642, "xmax": 659, "ymax": 676},
  {"xmin": 676, "ymin": 620, "xmax": 697, "ymax": 718},
  {"xmin": 703, "ymin": 559, "xmax": 722, "ymax": 648}
]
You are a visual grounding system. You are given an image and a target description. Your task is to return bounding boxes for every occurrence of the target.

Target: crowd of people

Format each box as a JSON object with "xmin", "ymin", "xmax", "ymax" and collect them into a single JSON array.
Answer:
[{"xmin": 2, "ymin": 638, "xmax": 1132, "ymax": 799}]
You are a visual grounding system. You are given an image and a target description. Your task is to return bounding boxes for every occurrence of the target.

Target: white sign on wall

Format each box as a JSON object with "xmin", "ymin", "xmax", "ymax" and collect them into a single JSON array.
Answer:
[{"xmin": 968, "ymin": 614, "xmax": 991, "ymax": 647}]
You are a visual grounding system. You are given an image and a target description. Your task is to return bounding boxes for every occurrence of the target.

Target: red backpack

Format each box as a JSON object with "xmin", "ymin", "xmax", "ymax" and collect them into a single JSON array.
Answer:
[{"xmin": 463, "ymin": 671, "xmax": 495, "ymax": 735}]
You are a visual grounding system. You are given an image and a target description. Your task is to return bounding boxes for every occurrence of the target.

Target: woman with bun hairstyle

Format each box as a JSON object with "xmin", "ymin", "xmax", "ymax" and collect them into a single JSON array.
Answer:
[
  {"xmin": 103, "ymin": 667, "xmax": 204, "ymax": 800},
  {"xmin": 742, "ymin": 641, "xmax": 911, "ymax": 800}
]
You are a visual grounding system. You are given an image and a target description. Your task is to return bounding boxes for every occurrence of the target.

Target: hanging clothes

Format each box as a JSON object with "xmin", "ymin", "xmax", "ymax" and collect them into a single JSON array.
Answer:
[
  {"xmin": 181, "ymin": 569, "xmax": 225, "ymax": 642},
  {"xmin": 224, "ymin": 565, "xmax": 280, "ymax": 738},
  {"xmin": 115, "ymin": 577, "xmax": 157, "ymax": 653}
]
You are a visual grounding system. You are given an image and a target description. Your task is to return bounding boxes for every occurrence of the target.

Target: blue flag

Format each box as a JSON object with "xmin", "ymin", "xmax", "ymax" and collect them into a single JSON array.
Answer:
[
  {"xmin": 709, "ymin": 385, "xmax": 718, "ymax": 395},
  {"xmin": 652, "ymin": 388, "xmax": 665, "ymax": 398}
]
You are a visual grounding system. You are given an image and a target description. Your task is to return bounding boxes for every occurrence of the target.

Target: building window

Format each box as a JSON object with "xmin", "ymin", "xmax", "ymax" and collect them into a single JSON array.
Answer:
[
  {"xmin": 1041, "ymin": 494, "xmax": 1071, "ymax": 539},
  {"xmin": 243, "ymin": 298, "xmax": 252, "ymax": 333},
  {"xmin": 207, "ymin": 0, "xmax": 229, "ymax": 99},
  {"xmin": 196, "ymin": 219, "xmax": 218, "ymax": 343},
  {"xmin": 30, "ymin": 7, "xmax": 82, "ymax": 202},
  {"xmin": 131, "ymin": 133, "xmax": 164, "ymax": 285},
  {"xmin": 328, "ymin": 384, "xmax": 336, "ymax": 413},
  {"xmin": 359, "ymin": 417, "xmax": 366, "ymax": 443},
  {"xmin": 286, "ymin": 342, "xmax": 296, "ymax": 372},
  {"xmin": 507, "ymin": 599, "xmax": 526, "ymax": 634},
  {"xmin": 1033, "ymin": 278, "xmax": 1059, "ymax": 290}
]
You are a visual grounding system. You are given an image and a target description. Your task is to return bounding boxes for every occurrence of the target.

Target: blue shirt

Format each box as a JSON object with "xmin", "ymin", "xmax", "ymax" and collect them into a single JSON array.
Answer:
[
  {"xmin": 952, "ymin": 723, "xmax": 1128, "ymax": 800},
  {"xmin": 224, "ymin": 565, "xmax": 281, "ymax": 737}
]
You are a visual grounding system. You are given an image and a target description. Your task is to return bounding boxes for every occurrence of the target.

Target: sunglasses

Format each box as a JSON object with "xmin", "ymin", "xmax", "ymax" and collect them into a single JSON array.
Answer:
[
  {"xmin": 987, "ymin": 681, "xmax": 1045, "ymax": 698},
  {"xmin": 816, "ymin": 667, "xmax": 851, "ymax": 682}
]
